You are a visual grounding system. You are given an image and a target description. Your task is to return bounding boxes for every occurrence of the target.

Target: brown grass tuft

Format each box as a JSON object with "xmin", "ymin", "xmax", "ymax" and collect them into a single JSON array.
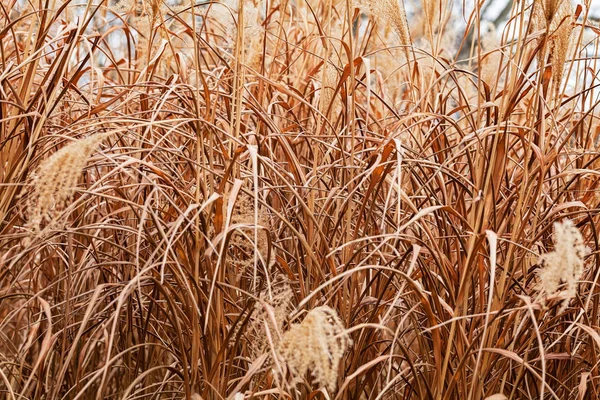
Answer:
[{"xmin": 1, "ymin": 0, "xmax": 599, "ymax": 398}]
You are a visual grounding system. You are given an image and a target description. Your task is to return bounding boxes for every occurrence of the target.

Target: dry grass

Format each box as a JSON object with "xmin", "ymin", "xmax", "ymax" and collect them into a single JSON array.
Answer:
[{"xmin": 1, "ymin": 0, "xmax": 600, "ymax": 398}]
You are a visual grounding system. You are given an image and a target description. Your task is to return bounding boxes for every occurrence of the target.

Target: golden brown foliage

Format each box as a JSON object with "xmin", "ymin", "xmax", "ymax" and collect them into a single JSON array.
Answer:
[{"xmin": 1, "ymin": 0, "xmax": 599, "ymax": 399}]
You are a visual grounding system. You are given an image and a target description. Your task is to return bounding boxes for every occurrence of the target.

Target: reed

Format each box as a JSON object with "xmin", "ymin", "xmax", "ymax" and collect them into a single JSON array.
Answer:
[{"xmin": 1, "ymin": 0, "xmax": 599, "ymax": 398}]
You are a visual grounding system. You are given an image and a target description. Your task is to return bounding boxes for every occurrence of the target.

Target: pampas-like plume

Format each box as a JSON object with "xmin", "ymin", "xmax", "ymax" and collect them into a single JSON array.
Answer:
[
  {"xmin": 229, "ymin": 193, "xmax": 270, "ymax": 275},
  {"xmin": 532, "ymin": 0, "xmax": 574, "ymax": 99},
  {"xmin": 243, "ymin": 0, "xmax": 263, "ymax": 70},
  {"xmin": 538, "ymin": 219, "xmax": 589, "ymax": 308},
  {"xmin": 320, "ymin": 60, "xmax": 339, "ymax": 116},
  {"xmin": 276, "ymin": 306, "xmax": 351, "ymax": 392},
  {"xmin": 247, "ymin": 276, "xmax": 292, "ymax": 358},
  {"xmin": 481, "ymin": 22, "xmax": 503, "ymax": 89},
  {"xmin": 26, "ymin": 132, "xmax": 112, "ymax": 233},
  {"xmin": 357, "ymin": 0, "xmax": 412, "ymax": 49},
  {"xmin": 422, "ymin": 0, "xmax": 440, "ymax": 40}
]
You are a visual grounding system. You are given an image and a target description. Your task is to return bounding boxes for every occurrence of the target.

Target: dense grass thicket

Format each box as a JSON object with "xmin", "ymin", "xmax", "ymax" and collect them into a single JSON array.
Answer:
[{"xmin": 1, "ymin": 0, "xmax": 600, "ymax": 398}]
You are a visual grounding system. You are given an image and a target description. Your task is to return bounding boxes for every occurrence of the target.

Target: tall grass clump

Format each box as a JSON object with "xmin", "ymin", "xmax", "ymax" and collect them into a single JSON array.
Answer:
[{"xmin": 1, "ymin": 0, "xmax": 600, "ymax": 398}]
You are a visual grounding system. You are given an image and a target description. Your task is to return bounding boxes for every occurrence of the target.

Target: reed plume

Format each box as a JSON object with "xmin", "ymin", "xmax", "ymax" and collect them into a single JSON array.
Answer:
[
  {"xmin": 25, "ymin": 133, "xmax": 112, "ymax": 233},
  {"xmin": 423, "ymin": 0, "xmax": 440, "ymax": 40},
  {"xmin": 247, "ymin": 276, "xmax": 293, "ymax": 358},
  {"xmin": 242, "ymin": 0, "xmax": 263, "ymax": 70},
  {"xmin": 320, "ymin": 60, "xmax": 339, "ymax": 117},
  {"xmin": 276, "ymin": 306, "xmax": 351, "ymax": 392},
  {"xmin": 357, "ymin": 0, "xmax": 412, "ymax": 50},
  {"xmin": 532, "ymin": 0, "xmax": 574, "ymax": 99},
  {"xmin": 480, "ymin": 22, "xmax": 503, "ymax": 89},
  {"xmin": 537, "ymin": 219, "xmax": 589, "ymax": 309},
  {"xmin": 229, "ymin": 193, "xmax": 270, "ymax": 276}
]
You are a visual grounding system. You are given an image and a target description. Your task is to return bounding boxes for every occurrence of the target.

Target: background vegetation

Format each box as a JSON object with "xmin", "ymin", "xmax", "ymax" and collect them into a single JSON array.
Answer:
[{"xmin": 1, "ymin": 0, "xmax": 600, "ymax": 398}]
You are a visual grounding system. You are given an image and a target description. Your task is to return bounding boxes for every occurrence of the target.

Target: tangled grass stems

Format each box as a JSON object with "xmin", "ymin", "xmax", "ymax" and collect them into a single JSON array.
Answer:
[{"xmin": 0, "ymin": 0, "xmax": 599, "ymax": 399}]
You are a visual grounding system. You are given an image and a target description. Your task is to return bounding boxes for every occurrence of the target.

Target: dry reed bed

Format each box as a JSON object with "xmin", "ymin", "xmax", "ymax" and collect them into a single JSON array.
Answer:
[{"xmin": 1, "ymin": 0, "xmax": 600, "ymax": 398}]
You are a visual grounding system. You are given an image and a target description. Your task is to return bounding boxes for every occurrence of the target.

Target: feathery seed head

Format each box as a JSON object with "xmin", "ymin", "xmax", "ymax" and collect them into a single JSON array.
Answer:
[
  {"xmin": 320, "ymin": 60, "xmax": 339, "ymax": 116},
  {"xmin": 242, "ymin": 1, "xmax": 263, "ymax": 69},
  {"xmin": 276, "ymin": 306, "xmax": 351, "ymax": 392},
  {"xmin": 247, "ymin": 276, "xmax": 293, "ymax": 358},
  {"xmin": 26, "ymin": 132, "xmax": 111, "ymax": 233},
  {"xmin": 537, "ymin": 219, "xmax": 589, "ymax": 308},
  {"xmin": 357, "ymin": 0, "xmax": 412, "ymax": 49},
  {"xmin": 532, "ymin": 0, "xmax": 574, "ymax": 99},
  {"xmin": 422, "ymin": 0, "xmax": 441, "ymax": 39},
  {"xmin": 229, "ymin": 194, "xmax": 270, "ymax": 275},
  {"xmin": 481, "ymin": 22, "xmax": 503, "ymax": 88}
]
